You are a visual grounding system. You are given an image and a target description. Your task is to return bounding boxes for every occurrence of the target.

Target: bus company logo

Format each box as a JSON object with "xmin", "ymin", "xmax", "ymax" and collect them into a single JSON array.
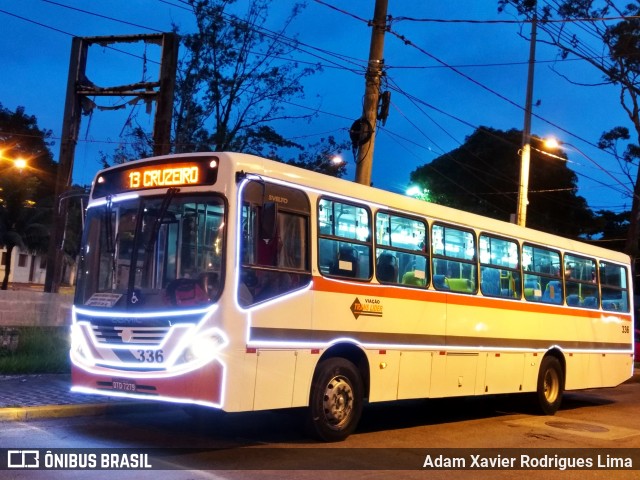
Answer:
[
  {"xmin": 116, "ymin": 327, "xmax": 135, "ymax": 343},
  {"xmin": 267, "ymin": 194, "xmax": 288, "ymax": 204},
  {"xmin": 7, "ymin": 450, "xmax": 39, "ymax": 468},
  {"xmin": 350, "ymin": 297, "xmax": 383, "ymax": 319}
]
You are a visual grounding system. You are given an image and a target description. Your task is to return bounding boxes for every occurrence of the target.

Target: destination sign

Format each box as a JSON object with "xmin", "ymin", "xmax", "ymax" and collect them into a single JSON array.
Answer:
[
  {"xmin": 127, "ymin": 165, "xmax": 199, "ymax": 189},
  {"xmin": 92, "ymin": 157, "xmax": 219, "ymax": 198}
]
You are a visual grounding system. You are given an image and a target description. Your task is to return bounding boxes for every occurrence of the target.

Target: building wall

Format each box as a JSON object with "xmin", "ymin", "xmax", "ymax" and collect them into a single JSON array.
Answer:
[
  {"xmin": 0, "ymin": 248, "xmax": 75, "ymax": 285},
  {"xmin": 0, "ymin": 290, "xmax": 73, "ymax": 327}
]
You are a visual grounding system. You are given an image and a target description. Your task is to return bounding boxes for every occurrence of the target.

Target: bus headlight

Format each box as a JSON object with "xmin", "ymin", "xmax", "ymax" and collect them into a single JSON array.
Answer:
[
  {"xmin": 70, "ymin": 325, "xmax": 81, "ymax": 352},
  {"xmin": 70, "ymin": 323, "xmax": 93, "ymax": 365},
  {"xmin": 183, "ymin": 328, "xmax": 228, "ymax": 364}
]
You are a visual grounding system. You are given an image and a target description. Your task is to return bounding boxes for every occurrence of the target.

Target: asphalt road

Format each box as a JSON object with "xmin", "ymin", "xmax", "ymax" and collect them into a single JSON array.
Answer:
[{"xmin": 1, "ymin": 378, "xmax": 639, "ymax": 480}]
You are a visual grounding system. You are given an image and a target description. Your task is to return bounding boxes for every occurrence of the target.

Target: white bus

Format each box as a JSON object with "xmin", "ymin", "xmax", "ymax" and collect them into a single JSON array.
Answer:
[{"xmin": 71, "ymin": 152, "xmax": 634, "ymax": 441}]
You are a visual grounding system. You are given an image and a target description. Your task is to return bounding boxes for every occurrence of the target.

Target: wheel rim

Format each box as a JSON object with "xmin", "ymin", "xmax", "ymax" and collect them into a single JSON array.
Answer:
[
  {"xmin": 543, "ymin": 368, "xmax": 560, "ymax": 404},
  {"xmin": 322, "ymin": 375, "xmax": 354, "ymax": 430}
]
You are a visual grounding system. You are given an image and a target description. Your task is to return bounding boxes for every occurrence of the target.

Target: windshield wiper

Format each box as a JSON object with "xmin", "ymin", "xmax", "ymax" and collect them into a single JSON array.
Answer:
[
  {"xmin": 104, "ymin": 195, "xmax": 114, "ymax": 254},
  {"xmin": 125, "ymin": 187, "xmax": 180, "ymax": 300},
  {"xmin": 104, "ymin": 196, "xmax": 117, "ymax": 288},
  {"xmin": 145, "ymin": 187, "xmax": 180, "ymax": 254}
]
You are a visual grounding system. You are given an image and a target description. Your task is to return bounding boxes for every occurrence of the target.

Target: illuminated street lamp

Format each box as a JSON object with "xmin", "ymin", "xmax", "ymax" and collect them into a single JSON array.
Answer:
[
  {"xmin": 406, "ymin": 185, "xmax": 430, "ymax": 201},
  {"xmin": 13, "ymin": 158, "xmax": 27, "ymax": 170},
  {"xmin": 544, "ymin": 137, "xmax": 560, "ymax": 150},
  {"xmin": 0, "ymin": 149, "xmax": 28, "ymax": 170}
]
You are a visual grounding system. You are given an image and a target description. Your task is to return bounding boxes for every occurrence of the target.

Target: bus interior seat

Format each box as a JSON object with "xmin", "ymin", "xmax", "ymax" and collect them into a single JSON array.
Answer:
[
  {"xmin": 331, "ymin": 246, "xmax": 359, "ymax": 277},
  {"xmin": 582, "ymin": 296, "xmax": 599, "ymax": 309},
  {"xmin": 432, "ymin": 274, "xmax": 450, "ymax": 290},
  {"xmin": 542, "ymin": 280, "xmax": 563, "ymax": 304},
  {"xmin": 447, "ymin": 278, "xmax": 474, "ymax": 293},
  {"xmin": 376, "ymin": 252, "xmax": 398, "ymax": 283},
  {"xmin": 402, "ymin": 270, "xmax": 426, "ymax": 286},
  {"xmin": 524, "ymin": 278, "xmax": 541, "ymax": 300},
  {"xmin": 481, "ymin": 268, "xmax": 500, "ymax": 296},
  {"xmin": 198, "ymin": 271, "xmax": 220, "ymax": 299},
  {"xmin": 566, "ymin": 294, "xmax": 581, "ymax": 306}
]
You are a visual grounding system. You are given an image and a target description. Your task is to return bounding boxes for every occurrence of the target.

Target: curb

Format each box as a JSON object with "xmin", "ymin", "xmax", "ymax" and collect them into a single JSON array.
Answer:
[{"xmin": 0, "ymin": 402, "xmax": 175, "ymax": 422}]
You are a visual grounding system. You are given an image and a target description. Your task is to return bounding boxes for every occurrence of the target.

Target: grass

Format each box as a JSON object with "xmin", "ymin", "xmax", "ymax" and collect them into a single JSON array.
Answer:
[{"xmin": 0, "ymin": 327, "xmax": 70, "ymax": 374}]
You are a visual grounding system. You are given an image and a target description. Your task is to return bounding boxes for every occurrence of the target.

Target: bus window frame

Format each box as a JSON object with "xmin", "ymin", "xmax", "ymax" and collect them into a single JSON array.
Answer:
[
  {"xmin": 317, "ymin": 196, "xmax": 373, "ymax": 282},
  {"xmin": 563, "ymin": 253, "xmax": 599, "ymax": 309},
  {"xmin": 374, "ymin": 210, "xmax": 429, "ymax": 288},
  {"xmin": 522, "ymin": 242, "xmax": 563, "ymax": 305},
  {"xmin": 430, "ymin": 222, "xmax": 478, "ymax": 294},
  {"xmin": 478, "ymin": 232, "xmax": 521, "ymax": 300},
  {"xmin": 238, "ymin": 181, "xmax": 312, "ymax": 306},
  {"xmin": 599, "ymin": 260, "xmax": 630, "ymax": 312}
]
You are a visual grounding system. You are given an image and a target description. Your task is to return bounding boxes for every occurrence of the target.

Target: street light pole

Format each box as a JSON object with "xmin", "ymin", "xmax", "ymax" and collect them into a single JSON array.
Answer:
[{"xmin": 517, "ymin": 6, "xmax": 538, "ymax": 227}]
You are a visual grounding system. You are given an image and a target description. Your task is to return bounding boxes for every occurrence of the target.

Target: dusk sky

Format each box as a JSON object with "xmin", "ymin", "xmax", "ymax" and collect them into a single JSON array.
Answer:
[{"xmin": 1, "ymin": 0, "xmax": 635, "ymax": 215}]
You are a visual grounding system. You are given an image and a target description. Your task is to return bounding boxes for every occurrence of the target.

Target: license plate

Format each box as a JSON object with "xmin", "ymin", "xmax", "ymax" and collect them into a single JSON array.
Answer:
[{"xmin": 112, "ymin": 379, "xmax": 137, "ymax": 392}]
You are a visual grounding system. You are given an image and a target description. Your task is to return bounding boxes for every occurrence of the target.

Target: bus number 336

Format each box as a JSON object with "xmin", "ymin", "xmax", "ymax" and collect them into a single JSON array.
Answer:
[{"xmin": 135, "ymin": 350, "xmax": 164, "ymax": 363}]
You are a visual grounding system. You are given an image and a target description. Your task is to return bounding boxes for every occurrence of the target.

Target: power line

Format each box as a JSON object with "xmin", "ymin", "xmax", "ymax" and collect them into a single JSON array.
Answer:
[
  {"xmin": 40, "ymin": 0, "xmax": 164, "ymax": 33},
  {"xmin": 0, "ymin": 6, "xmax": 161, "ymax": 64},
  {"xmin": 312, "ymin": 1, "xmax": 634, "ymax": 181},
  {"xmin": 312, "ymin": 0, "xmax": 369, "ymax": 24},
  {"xmin": 390, "ymin": 14, "xmax": 640, "ymax": 24},
  {"xmin": 6, "ymin": 1, "xmax": 636, "ymax": 209},
  {"xmin": 0, "ymin": 7, "xmax": 74, "ymax": 37}
]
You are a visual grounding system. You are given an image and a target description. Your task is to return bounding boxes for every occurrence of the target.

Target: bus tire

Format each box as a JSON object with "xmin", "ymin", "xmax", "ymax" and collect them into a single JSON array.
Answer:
[
  {"xmin": 306, "ymin": 358, "xmax": 363, "ymax": 442},
  {"xmin": 535, "ymin": 356, "xmax": 564, "ymax": 415}
]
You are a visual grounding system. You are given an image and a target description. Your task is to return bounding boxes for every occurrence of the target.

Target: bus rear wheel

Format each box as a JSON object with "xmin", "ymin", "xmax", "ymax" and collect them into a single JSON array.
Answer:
[
  {"xmin": 306, "ymin": 358, "xmax": 363, "ymax": 442},
  {"xmin": 535, "ymin": 356, "xmax": 564, "ymax": 415}
]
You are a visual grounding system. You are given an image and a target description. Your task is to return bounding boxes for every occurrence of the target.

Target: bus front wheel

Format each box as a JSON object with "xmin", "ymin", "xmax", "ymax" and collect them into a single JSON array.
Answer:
[
  {"xmin": 306, "ymin": 358, "xmax": 364, "ymax": 442},
  {"xmin": 535, "ymin": 356, "xmax": 564, "ymax": 415}
]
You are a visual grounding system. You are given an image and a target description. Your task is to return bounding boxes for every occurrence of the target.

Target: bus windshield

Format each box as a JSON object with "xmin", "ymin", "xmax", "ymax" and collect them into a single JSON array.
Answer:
[{"xmin": 75, "ymin": 193, "xmax": 226, "ymax": 311}]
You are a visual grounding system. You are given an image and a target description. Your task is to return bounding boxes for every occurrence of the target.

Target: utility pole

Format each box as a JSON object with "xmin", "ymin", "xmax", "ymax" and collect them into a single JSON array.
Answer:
[
  {"xmin": 516, "ymin": 7, "xmax": 537, "ymax": 227},
  {"xmin": 44, "ymin": 37, "xmax": 86, "ymax": 294},
  {"xmin": 153, "ymin": 33, "xmax": 179, "ymax": 156},
  {"xmin": 44, "ymin": 33, "xmax": 179, "ymax": 293},
  {"xmin": 354, "ymin": 0, "xmax": 389, "ymax": 186}
]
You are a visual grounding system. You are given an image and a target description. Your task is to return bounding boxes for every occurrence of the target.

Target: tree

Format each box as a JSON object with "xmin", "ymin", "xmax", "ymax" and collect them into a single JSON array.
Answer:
[
  {"xmin": 590, "ymin": 209, "xmax": 629, "ymax": 252},
  {"xmin": 286, "ymin": 136, "xmax": 350, "ymax": 177},
  {"xmin": 498, "ymin": 0, "xmax": 640, "ymax": 281},
  {"xmin": 409, "ymin": 127, "xmax": 594, "ymax": 238},
  {"xmin": 0, "ymin": 103, "xmax": 58, "ymax": 202},
  {"xmin": 0, "ymin": 103, "xmax": 58, "ymax": 288},
  {"xmin": 0, "ymin": 174, "xmax": 49, "ymax": 290},
  {"xmin": 173, "ymin": 0, "xmax": 319, "ymax": 158},
  {"xmin": 98, "ymin": 124, "xmax": 152, "ymax": 168},
  {"xmin": 103, "ymin": 0, "xmax": 350, "ymax": 178}
]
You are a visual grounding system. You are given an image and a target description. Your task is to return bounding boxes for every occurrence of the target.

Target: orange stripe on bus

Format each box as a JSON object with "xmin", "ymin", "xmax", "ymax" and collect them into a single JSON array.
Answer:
[{"xmin": 311, "ymin": 277, "xmax": 631, "ymax": 322}]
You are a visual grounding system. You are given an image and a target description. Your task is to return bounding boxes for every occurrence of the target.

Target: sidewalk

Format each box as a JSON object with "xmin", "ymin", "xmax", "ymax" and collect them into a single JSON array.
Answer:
[{"xmin": 0, "ymin": 374, "xmax": 166, "ymax": 421}]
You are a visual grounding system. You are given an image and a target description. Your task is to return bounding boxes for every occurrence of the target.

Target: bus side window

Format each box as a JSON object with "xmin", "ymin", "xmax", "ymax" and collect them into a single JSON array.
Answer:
[
  {"xmin": 431, "ymin": 224, "xmax": 476, "ymax": 294},
  {"xmin": 600, "ymin": 261, "xmax": 629, "ymax": 312},
  {"xmin": 523, "ymin": 244, "xmax": 562, "ymax": 305},
  {"xmin": 375, "ymin": 211, "xmax": 428, "ymax": 288},
  {"xmin": 564, "ymin": 254, "xmax": 598, "ymax": 309},
  {"xmin": 238, "ymin": 182, "xmax": 312, "ymax": 307},
  {"xmin": 479, "ymin": 234, "xmax": 520, "ymax": 299},
  {"xmin": 318, "ymin": 197, "xmax": 372, "ymax": 281}
]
